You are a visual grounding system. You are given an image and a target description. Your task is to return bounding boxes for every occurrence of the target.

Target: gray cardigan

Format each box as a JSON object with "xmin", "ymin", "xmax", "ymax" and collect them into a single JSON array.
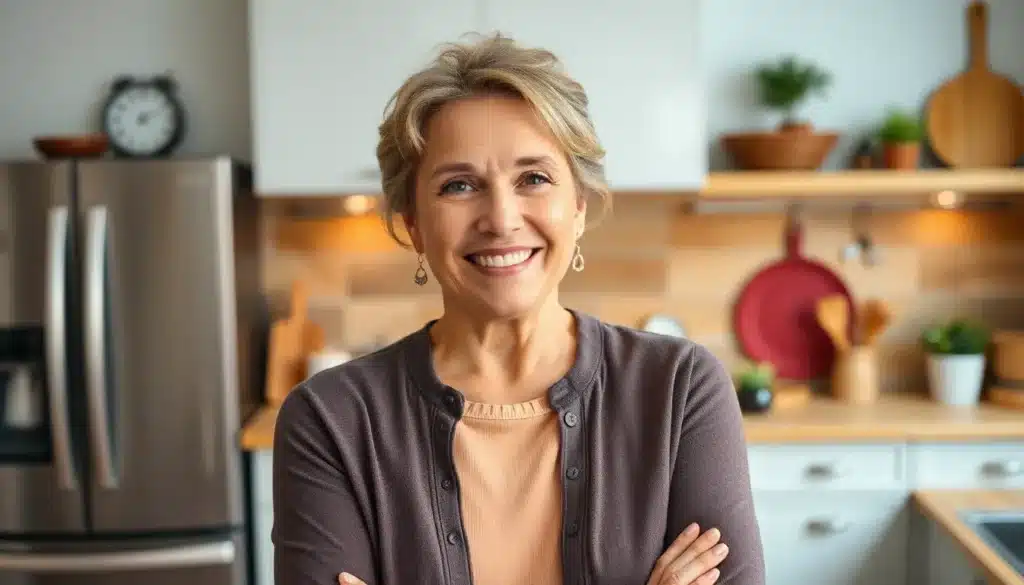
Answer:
[{"xmin": 272, "ymin": 309, "xmax": 766, "ymax": 584}]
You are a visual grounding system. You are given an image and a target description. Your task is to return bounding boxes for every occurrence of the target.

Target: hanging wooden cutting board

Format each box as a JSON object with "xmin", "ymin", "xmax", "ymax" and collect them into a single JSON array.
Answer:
[
  {"xmin": 925, "ymin": 0, "xmax": 1024, "ymax": 168},
  {"xmin": 264, "ymin": 281, "xmax": 325, "ymax": 407}
]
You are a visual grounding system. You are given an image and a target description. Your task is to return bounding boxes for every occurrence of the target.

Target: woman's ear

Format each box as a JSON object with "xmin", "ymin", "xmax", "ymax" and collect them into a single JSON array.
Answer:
[
  {"xmin": 402, "ymin": 213, "xmax": 424, "ymax": 253},
  {"xmin": 574, "ymin": 195, "xmax": 588, "ymax": 239}
]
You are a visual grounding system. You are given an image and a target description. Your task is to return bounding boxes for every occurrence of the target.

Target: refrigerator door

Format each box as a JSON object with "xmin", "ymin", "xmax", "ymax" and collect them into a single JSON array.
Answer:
[
  {"xmin": 76, "ymin": 159, "xmax": 244, "ymax": 533},
  {"xmin": 0, "ymin": 162, "xmax": 87, "ymax": 534},
  {"xmin": 0, "ymin": 532, "xmax": 247, "ymax": 585}
]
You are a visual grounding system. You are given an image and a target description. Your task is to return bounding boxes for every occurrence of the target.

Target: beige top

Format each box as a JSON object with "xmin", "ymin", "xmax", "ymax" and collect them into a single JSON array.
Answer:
[{"xmin": 453, "ymin": 397, "xmax": 563, "ymax": 585}]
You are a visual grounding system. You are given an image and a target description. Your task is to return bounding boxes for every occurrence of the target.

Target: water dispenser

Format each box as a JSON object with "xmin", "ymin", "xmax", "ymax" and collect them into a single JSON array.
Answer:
[{"xmin": 0, "ymin": 326, "xmax": 50, "ymax": 463}]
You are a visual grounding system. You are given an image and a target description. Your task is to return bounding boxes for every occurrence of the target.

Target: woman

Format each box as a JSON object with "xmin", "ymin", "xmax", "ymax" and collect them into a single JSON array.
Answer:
[{"xmin": 273, "ymin": 33, "xmax": 765, "ymax": 585}]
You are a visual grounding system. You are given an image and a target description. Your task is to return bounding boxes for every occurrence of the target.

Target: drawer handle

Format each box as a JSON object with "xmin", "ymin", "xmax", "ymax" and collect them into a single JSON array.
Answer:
[
  {"xmin": 806, "ymin": 518, "xmax": 851, "ymax": 536},
  {"xmin": 805, "ymin": 462, "xmax": 844, "ymax": 480},
  {"xmin": 981, "ymin": 460, "xmax": 1023, "ymax": 477}
]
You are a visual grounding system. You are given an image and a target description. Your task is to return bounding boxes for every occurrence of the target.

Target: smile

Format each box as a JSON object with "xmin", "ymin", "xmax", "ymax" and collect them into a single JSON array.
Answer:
[{"xmin": 465, "ymin": 248, "xmax": 541, "ymax": 274}]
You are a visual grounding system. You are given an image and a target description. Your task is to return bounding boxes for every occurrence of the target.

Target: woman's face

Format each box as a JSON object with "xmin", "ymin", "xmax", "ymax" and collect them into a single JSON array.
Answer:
[{"xmin": 405, "ymin": 94, "xmax": 586, "ymax": 319}]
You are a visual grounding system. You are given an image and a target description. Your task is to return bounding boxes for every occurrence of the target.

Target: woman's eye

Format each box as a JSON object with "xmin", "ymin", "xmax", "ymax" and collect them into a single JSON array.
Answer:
[
  {"xmin": 440, "ymin": 179, "xmax": 473, "ymax": 195},
  {"xmin": 521, "ymin": 172, "xmax": 551, "ymax": 187}
]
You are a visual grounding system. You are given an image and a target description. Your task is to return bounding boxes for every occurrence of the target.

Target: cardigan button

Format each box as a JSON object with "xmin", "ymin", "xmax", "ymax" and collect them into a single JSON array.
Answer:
[
  {"xmin": 563, "ymin": 412, "xmax": 579, "ymax": 427},
  {"xmin": 566, "ymin": 466, "xmax": 580, "ymax": 480},
  {"xmin": 441, "ymin": 478, "xmax": 453, "ymax": 490},
  {"xmin": 447, "ymin": 531, "xmax": 461, "ymax": 545},
  {"xmin": 567, "ymin": 522, "xmax": 579, "ymax": 536}
]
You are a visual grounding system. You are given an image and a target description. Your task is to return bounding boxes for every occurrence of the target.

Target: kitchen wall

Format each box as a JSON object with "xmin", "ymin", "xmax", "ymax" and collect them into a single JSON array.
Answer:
[
  {"xmin": 0, "ymin": 0, "xmax": 251, "ymax": 160},
  {"xmin": 265, "ymin": 202, "xmax": 1024, "ymax": 392}
]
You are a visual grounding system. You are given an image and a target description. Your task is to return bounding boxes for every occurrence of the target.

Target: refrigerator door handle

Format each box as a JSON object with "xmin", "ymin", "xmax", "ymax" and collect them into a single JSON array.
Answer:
[
  {"xmin": 0, "ymin": 540, "xmax": 235, "ymax": 572},
  {"xmin": 45, "ymin": 205, "xmax": 76, "ymax": 491},
  {"xmin": 84, "ymin": 205, "xmax": 118, "ymax": 489}
]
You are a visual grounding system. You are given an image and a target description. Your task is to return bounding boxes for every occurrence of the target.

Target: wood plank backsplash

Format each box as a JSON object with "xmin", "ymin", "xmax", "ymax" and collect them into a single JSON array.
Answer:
[{"xmin": 261, "ymin": 197, "xmax": 1024, "ymax": 393}]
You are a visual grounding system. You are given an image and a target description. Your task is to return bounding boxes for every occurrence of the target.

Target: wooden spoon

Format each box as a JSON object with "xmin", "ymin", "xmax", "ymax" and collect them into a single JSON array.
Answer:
[
  {"xmin": 816, "ymin": 295, "xmax": 851, "ymax": 352},
  {"xmin": 859, "ymin": 299, "xmax": 892, "ymax": 346}
]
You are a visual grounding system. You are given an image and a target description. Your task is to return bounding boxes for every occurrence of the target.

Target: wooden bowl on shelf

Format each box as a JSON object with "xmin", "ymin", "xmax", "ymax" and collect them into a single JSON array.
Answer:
[
  {"xmin": 33, "ymin": 134, "xmax": 109, "ymax": 159},
  {"xmin": 721, "ymin": 131, "xmax": 839, "ymax": 171}
]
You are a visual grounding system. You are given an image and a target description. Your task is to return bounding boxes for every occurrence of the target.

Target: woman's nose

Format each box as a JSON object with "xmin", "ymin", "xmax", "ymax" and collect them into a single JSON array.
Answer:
[{"xmin": 478, "ymin": 184, "xmax": 524, "ymax": 236}]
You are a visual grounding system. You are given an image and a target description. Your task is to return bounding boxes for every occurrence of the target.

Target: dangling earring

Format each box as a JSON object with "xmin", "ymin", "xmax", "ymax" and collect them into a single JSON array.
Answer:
[
  {"xmin": 413, "ymin": 254, "xmax": 429, "ymax": 286},
  {"xmin": 571, "ymin": 242, "xmax": 585, "ymax": 272}
]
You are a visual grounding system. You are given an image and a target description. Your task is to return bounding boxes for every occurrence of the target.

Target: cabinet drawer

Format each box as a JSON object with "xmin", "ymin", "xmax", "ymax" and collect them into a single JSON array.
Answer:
[
  {"xmin": 753, "ymin": 492, "xmax": 909, "ymax": 585},
  {"xmin": 747, "ymin": 444, "xmax": 906, "ymax": 490},
  {"xmin": 909, "ymin": 442, "xmax": 1024, "ymax": 489}
]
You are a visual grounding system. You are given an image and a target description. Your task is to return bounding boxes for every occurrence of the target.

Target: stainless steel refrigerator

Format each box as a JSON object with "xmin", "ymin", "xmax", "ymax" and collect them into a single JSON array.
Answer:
[{"xmin": 0, "ymin": 157, "xmax": 264, "ymax": 585}]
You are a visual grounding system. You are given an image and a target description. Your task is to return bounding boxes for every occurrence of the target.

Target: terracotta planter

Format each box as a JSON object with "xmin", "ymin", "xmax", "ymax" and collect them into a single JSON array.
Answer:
[{"xmin": 881, "ymin": 142, "xmax": 920, "ymax": 169}]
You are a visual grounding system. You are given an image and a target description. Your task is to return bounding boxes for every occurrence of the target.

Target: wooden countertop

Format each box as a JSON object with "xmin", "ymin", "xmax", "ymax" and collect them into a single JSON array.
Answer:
[
  {"xmin": 239, "ymin": 393, "xmax": 1024, "ymax": 451},
  {"xmin": 914, "ymin": 490, "xmax": 1024, "ymax": 585},
  {"xmin": 742, "ymin": 393, "xmax": 1024, "ymax": 443}
]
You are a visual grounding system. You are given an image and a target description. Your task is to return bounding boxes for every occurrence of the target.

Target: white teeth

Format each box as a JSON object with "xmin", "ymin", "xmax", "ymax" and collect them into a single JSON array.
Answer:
[{"xmin": 471, "ymin": 249, "xmax": 533, "ymax": 268}]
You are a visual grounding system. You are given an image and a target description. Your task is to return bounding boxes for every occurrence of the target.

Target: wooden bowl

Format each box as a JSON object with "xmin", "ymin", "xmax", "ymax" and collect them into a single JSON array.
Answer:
[
  {"xmin": 720, "ymin": 131, "xmax": 839, "ymax": 171},
  {"xmin": 33, "ymin": 134, "xmax": 109, "ymax": 159}
]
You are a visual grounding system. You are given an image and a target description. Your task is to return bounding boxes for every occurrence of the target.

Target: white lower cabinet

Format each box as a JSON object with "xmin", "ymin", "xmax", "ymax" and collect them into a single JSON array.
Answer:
[
  {"xmin": 754, "ymin": 491, "xmax": 910, "ymax": 585},
  {"xmin": 251, "ymin": 451, "xmax": 274, "ymax": 585}
]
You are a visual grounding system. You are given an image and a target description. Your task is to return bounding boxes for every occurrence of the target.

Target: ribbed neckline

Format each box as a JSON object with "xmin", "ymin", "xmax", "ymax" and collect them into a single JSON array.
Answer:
[
  {"xmin": 404, "ymin": 308, "xmax": 602, "ymax": 416},
  {"xmin": 462, "ymin": 397, "xmax": 553, "ymax": 420}
]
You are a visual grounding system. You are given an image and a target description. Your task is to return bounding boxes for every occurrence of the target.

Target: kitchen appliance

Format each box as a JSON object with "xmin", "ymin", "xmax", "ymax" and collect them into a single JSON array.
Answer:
[{"xmin": 0, "ymin": 157, "xmax": 264, "ymax": 585}]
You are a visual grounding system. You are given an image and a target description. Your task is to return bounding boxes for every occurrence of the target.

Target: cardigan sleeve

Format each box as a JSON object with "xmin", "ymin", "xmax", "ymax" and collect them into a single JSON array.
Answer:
[
  {"xmin": 666, "ymin": 345, "xmax": 766, "ymax": 585},
  {"xmin": 272, "ymin": 387, "xmax": 379, "ymax": 585}
]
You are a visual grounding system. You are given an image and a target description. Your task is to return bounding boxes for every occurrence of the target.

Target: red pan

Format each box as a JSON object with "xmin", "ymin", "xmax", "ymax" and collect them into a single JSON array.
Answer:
[{"xmin": 733, "ymin": 216, "xmax": 853, "ymax": 380}]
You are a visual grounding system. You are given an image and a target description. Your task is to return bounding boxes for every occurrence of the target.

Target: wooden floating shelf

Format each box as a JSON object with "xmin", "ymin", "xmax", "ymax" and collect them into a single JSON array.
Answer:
[{"xmin": 701, "ymin": 168, "xmax": 1024, "ymax": 199}]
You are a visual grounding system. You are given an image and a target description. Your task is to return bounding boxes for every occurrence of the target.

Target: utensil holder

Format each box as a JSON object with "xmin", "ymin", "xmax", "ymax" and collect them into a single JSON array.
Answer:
[{"xmin": 832, "ymin": 346, "xmax": 879, "ymax": 404}]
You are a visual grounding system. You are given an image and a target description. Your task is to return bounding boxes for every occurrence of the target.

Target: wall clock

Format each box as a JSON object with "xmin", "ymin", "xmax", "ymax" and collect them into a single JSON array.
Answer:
[{"xmin": 102, "ymin": 74, "xmax": 186, "ymax": 158}]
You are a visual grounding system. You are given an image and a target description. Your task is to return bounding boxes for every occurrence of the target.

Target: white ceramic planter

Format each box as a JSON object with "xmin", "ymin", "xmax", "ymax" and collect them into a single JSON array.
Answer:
[{"xmin": 926, "ymin": 353, "xmax": 986, "ymax": 406}]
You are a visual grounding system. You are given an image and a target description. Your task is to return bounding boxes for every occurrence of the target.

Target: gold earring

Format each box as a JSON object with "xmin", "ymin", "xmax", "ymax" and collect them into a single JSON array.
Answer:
[
  {"xmin": 414, "ymin": 254, "xmax": 429, "ymax": 286},
  {"xmin": 571, "ymin": 242, "xmax": 585, "ymax": 272}
]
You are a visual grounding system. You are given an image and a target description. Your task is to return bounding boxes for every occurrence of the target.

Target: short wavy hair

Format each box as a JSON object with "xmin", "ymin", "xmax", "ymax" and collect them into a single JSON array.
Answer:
[{"xmin": 375, "ymin": 32, "xmax": 611, "ymax": 246}]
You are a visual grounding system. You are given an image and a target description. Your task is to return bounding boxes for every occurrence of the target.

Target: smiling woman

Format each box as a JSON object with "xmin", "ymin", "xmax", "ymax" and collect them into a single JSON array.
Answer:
[{"xmin": 272, "ymin": 33, "xmax": 766, "ymax": 585}]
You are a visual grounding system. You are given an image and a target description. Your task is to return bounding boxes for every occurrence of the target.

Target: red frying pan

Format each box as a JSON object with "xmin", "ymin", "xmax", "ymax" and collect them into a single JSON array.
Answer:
[{"xmin": 733, "ymin": 216, "xmax": 853, "ymax": 380}]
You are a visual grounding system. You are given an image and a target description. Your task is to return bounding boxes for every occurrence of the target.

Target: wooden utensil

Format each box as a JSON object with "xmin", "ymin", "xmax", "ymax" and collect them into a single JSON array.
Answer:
[
  {"xmin": 816, "ymin": 294, "xmax": 851, "ymax": 352},
  {"xmin": 858, "ymin": 299, "xmax": 892, "ymax": 346},
  {"xmin": 264, "ymin": 281, "xmax": 325, "ymax": 406},
  {"xmin": 925, "ymin": 0, "xmax": 1024, "ymax": 168}
]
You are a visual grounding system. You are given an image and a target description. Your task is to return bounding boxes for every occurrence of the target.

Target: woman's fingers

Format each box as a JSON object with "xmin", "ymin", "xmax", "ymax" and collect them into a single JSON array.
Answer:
[
  {"xmin": 338, "ymin": 572, "xmax": 366, "ymax": 585},
  {"xmin": 660, "ymin": 540, "xmax": 729, "ymax": 585},
  {"xmin": 647, "ymin": 522, "xmax": 701, "ymax": 584}
]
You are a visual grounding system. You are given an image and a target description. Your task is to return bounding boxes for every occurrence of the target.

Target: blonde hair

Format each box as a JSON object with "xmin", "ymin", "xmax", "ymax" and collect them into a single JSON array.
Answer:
[{"xmin": 375, "ymin": 32, "xmax": 611, "ymax": 246}]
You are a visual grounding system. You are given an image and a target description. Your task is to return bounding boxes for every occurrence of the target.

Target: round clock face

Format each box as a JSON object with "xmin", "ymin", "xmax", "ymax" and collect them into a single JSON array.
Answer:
[{"xmin": 104, "ymin": 84, "xmax": 180, "ymax": 157}]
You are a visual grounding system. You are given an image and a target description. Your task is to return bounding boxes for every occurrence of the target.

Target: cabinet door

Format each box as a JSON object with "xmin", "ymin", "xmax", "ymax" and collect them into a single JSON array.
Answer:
[
  {"xmin": 248, "ymin": 0, "xmax": 479, "ymax": 195},
  {"xmin": 482, "ymin": 0, "xmax": 705, "ymax": 191},
  {"xmin": 753, "ymin": 492, "xmax": 909, "ymax": 585}
]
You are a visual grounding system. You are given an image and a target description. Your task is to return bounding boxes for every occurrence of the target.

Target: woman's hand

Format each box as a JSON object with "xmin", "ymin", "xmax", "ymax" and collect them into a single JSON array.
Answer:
[
  {"xmin": 336, "ymin": 523, "xmax": 728, "ymax": 585},
  {"xmin": 647, "ymin": 523, "xmax": 729, "ymax": 585}
]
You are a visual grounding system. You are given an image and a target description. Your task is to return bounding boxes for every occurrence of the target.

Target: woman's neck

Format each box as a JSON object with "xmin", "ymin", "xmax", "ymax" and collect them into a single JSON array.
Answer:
[{"xmin": 429, "ymin": 296, "xmax": 577, "ymax": 404}]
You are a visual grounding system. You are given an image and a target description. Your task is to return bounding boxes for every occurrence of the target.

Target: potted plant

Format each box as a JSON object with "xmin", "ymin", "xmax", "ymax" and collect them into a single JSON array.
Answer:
[
  {"xmin": 921, "ymin": 319, "xmax": 991, "ymax": 406},
  {"xmin": 755, "ymin": 55, "xmax": 832, "ymax": 133},
  {"xmin": 720, "ymin": 55, "xmax": 838, "ymax": 171},
  {"xmin": 735, "ymin": 361, "xmax": 775, "ymax": 414},
  {"xmin": 877, "ymin": 109, "xmax": 923, "ymax": 169}
]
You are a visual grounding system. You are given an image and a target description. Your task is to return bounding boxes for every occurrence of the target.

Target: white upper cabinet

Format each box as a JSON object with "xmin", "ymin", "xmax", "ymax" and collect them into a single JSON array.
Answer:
[
  {"xmin": 248, "ymin": 0, "xmax": 706, "ymax": 195},
  {"xmin": 481, "ymin": 0, "xmax": 705, "ymax": 191},
  {"xmin": 247, "ymin": 0, "xmax": 478, "ymax": 195}
]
